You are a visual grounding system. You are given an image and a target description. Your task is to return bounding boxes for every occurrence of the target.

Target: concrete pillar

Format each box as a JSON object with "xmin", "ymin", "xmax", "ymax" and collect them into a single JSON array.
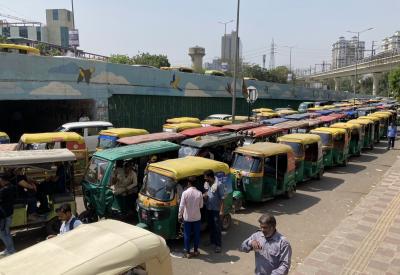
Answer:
[
  {"xmin": 372, "ymin": 73, "xmax": 380, "ymax": 96},
  {"xmin": 188, "ymin": 46, "xmax": 205, "ymax": 73},
  {"xmin": 334, "ymin": 77, "xmax": 340, "ymax": 91}
]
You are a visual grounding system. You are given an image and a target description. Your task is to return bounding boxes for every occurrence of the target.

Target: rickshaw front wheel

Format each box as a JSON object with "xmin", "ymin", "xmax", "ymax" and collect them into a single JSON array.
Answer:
[
  {"xmin": 222, "ymin": 214, "xmax": 232, "ymax": 231},
  {"xmin": 285, "ymin": 186, "xmax": 295, "ymax": 199}
]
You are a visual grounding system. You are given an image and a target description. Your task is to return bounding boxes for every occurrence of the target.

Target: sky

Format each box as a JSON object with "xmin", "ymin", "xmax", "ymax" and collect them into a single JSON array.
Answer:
[{"xmin": 1, "ymin": 0, "xmax": 399, "ymax": 69}]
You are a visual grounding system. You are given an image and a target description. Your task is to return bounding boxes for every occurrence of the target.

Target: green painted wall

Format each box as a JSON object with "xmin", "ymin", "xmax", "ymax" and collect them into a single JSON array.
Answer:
[{"xmin": 108, "ymin": 94, "xmax": 303, "ymax": 132}]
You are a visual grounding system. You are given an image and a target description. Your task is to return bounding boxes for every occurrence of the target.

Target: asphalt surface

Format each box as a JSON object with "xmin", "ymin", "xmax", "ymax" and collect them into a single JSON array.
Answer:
[{"xmin": 6, "ymin": 141, "xmax": 400, "ymax": 275}]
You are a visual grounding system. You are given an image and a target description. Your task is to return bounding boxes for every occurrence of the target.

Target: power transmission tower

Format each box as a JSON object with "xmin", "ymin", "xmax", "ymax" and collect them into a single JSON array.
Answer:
[{"xmin": 269, "ymin": 38, "xmax": 276, "ymax": 70}]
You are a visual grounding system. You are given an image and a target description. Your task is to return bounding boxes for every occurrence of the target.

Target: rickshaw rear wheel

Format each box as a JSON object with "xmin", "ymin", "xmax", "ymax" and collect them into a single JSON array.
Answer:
[
  {"xmin": 285, "ymin": 186, "xmax": 295, "ymax": 199},
  {"xmin": 316, "ymin": 169, "xmax": 324, "ymax": 180},
  {"xmin": 222, "ymin": 214, "xmax": 232, "ymax": 231},
  {"xmin": 46, "ymin": 217, "xmax": 61, "ymax": 235},
  {"xmin": 341, "ymin": 158, "xmax": 348, "ymax": 167}
]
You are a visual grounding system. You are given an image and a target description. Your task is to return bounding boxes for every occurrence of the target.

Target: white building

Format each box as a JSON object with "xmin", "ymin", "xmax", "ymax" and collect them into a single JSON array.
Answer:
[
  {"xmin": 381, "ymin": 31, "xmax": 400, "ymax": 52},
  {"xmin": 332, "ymin": 36, "xmax": 365, "ymax": 69}
]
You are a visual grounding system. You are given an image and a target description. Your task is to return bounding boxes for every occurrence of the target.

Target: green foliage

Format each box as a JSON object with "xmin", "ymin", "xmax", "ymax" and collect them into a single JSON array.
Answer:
[
  {"xmin": 389, "ymin": 66, "xmax": 400, "ymax": 98},
  {"xmin": 241, "ymin": 64, "xmax": 291, "ymax": 84},
  {"xmin": 34, "ymin": 43, "xmax": 61, "ymax": 56},
  {"xmin": 131, "ymin": 52, "xmax": 170, "ymax": 68},
  {"xmin": 109, "ymin": 54, "xmax": 132, "ymax": 65},
  {"xmin": 0, "ymin": 36, "xmax": 8, "ymax": 43}
]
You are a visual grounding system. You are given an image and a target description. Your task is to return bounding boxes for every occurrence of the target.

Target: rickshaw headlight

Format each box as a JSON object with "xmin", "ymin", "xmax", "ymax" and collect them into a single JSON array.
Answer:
[{"xmin": 153, "ymin": 211, "xmax": 159, "ymax": 219}]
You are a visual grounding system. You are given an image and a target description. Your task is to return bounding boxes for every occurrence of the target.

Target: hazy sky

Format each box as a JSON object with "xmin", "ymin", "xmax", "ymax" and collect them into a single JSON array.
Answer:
[{"xmin": 1, "ymin": 0, "xmax": 399, "ymax": 69}]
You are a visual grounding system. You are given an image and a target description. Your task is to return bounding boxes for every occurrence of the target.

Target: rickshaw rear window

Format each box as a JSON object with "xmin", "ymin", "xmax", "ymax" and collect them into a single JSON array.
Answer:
[
  {"xmin": 316, "ymin": 133, "xmax": 332, "ymax": 146},
  {"xmin": 98, "ymin": 136, "xmax": 117, "ymax": 149},
  {"xmin": 280, "ymin": 141, "xmax": 304, "ymax": 158},
  {"xmin": 84, "ymin": 158, "xmax": 109, "ymax": 184},
  {"xmin": 178, "ymin": 146, "xmax": 200, "ymax": 158},
  {"xmin": 141, "ymin": 172, "xmax": 175, "ymax": 202},
  {"xmin": 232, "ymin": 154, "xmax": 262, "ymax": 173}
]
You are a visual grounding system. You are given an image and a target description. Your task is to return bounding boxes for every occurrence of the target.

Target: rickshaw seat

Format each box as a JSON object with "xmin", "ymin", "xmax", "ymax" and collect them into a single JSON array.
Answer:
[{"xmin": 51, "ymin": 193, "xmax": 74, "ymax": 204}]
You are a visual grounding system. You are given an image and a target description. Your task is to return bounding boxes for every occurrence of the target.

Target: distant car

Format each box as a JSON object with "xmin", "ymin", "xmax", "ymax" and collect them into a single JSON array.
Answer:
[
  {"xmin": 57, "ymin": 121, "xmax": 113, "ymax": 153},
  {"xmin": 205, "ymin": 114, "xmax": 232, "ymax": 120},
  {"xmin": 298, "ymin": 102, "xmax": 315, "ymax": 113}
]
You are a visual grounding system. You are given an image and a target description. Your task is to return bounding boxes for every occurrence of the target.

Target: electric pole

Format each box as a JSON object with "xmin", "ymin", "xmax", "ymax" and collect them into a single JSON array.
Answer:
[{"xmin": 269, "ymin": 38, "xmax": 276, "ymax": 69}]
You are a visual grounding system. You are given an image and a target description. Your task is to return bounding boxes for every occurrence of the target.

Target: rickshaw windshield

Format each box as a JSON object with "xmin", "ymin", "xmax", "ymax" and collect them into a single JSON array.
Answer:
[
  {"xmin": 141, "ymin": 172, "xmax": 175, "ymax": 201},
  {"xmin": 243, "ymin": 137, "xmax": 255, "ymax": 146},
  {"xmin": 334, "ymin": 134, "xmax": 345, "ymax": 148},
  {"xmin": 84, "ymin": 157, "xmax": 109, "ymax": 185},
  {"xmin": 280, "ymin": 141, "xmax": 304, "ymax": 158},
  {"xmin": 231, "ymin": 154, "xmax": 262, "ymax": 173},
  {"xmin": 178, "ymin": 146, "xmax": 200, "ymax": 157},
  {"xmin": 98, "ymin": 136, "xmax": 117, "ymax": 150},
  {"xmin": 317, "ymin": 133, "xmax": 332, "ymax": 146}
]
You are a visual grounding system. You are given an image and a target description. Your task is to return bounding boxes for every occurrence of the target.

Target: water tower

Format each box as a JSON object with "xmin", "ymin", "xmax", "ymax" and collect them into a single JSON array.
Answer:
[{"xmin": 188, "ymin": 46, "xmax": 205, "ymax": 72}]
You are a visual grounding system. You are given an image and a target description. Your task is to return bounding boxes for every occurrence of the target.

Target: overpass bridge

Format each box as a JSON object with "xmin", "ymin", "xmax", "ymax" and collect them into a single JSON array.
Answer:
[{"xmin": 302, "ymin": 51, "xmax": 400, "ymax": 95}]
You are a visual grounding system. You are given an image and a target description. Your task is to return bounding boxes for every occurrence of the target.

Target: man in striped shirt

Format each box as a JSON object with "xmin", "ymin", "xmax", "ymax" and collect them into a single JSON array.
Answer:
[{"xmin": 178, "ymin": 176, "xmax": 203, "ymax": 258}]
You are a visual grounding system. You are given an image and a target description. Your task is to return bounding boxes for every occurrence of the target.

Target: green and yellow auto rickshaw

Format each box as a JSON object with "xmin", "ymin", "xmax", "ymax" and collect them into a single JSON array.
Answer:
[
  {"xmin": 230, "ymin": 142, "xmax": 296, "ymax": 210},
  {"xmin": 368, "ymin": 112, "xmax": 391, "ymax": 138},
  {"xmin": 278, "ymin": 134, "xmax": 324, "ymax": 182},
  {"xmin": 162, "ymin": 122, "xmax": 202, "ymax": 133},
  {"xmin": 80, "ymin": 141, "xmax": 180, "ymax": 222},
  {"xmin": 330, "ymin": 122, "xmax": 363, "ymax": 156},
  {"xmin": 310, "ymin": 127, "xmax": 349, "ymax": 167},
  {"xmin": 358, "ymin": 116, "xmax": 380, "ymax": 143},
  {"xmin": 137, "ymin": 156, "xmax": 233, "ymax": 239},
  {"xmin": 0, "ymin": 132, "xmax": 10, "ymax": 144},
  {"xmin": 97, "ymin": 128, "xmax": 149, "ymax": 151},
  {"xmin": 347, "ymin": 119, "xmax": 375, "ymax": 149}
]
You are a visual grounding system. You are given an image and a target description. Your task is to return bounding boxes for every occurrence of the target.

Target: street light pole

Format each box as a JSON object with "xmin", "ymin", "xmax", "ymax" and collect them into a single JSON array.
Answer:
[
  {"xmin": 231, "ymin": 0, "xmax": 240, "ymax": 122},
  {"xmin": 347, "ymin": 27, "xmax": 374, "ymax": 103}
]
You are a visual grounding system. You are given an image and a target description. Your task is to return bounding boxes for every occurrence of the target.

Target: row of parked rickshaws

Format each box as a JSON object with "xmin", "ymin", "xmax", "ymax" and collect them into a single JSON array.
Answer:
[{"xmin": 0, "ymin": 103, "xmax": 397, "ymax": 240}]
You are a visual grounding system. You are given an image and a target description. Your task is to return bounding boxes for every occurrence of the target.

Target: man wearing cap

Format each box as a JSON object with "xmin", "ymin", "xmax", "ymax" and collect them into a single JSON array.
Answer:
[{"xmin": 47, "ymin": 203, "xmax": 82, "ymax": 238}]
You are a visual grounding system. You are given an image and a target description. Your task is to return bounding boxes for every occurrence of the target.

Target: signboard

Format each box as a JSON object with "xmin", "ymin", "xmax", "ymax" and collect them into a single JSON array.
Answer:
[
  {"xmin": 246, "ymin": 86, "xmax": 258, "ymax": 104},
  {"xmin": 221, "ymin": 62, "xmax": 229, "ymax": 72},
  {"xmin": 69, "ymin": 29, "xmax": 80, "ymax": 47}
]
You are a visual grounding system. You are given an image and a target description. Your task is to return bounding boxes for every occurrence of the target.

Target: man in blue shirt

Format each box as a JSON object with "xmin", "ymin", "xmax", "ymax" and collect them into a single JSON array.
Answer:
[
  {"xmin": 203, "ymin": 169, "xmax": 224, "ymax": 253},
  {"xmin": 240, "ymin": 214, "xmax": 292, "ymax": 275},
  {"xmin": 387, "ymin": 122, "xmax": 397, "ymax": 150}
]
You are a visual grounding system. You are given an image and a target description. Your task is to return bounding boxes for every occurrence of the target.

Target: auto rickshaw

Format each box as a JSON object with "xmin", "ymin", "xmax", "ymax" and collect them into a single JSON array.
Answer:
[
  {"xmin": 261, "ymin": 118, "xmax": 288, "ymax": 126},
  {"xmin": 0, "ymin": 132, "xmax": 10, "ymax": 144},
  {"xmin": 256, "ymin": 112, "xmax": 280, "ymax": 121},
  {"xmin": 222, "ymin": 122, "xmax": 259, "ymax": 132},
  {"xmin": 200, "ymin": 119, "xmax": 232, "ymax": 127},
  {"xmin": 276, "ymin": 109, "xmax": 299, "ymax": 117},
  {"xmin": 97, "ymin": 128, "xmax": 149, "ymax": 151},
  {"xmin": 165, "ymin": 117, "xmax": 201, "ymax": 124},
  {"xmin": 358, "ymin": 116, "xmax": 380, "ymax": 143},
  {"xmin": 347, "ymin": 119, "xmax": 375, "ymax": 149},
  {"xmin": 162, "ymin": 122, "xmax": 202, "ymax": 133},
  {"xmin": 241, "ymin": 126, "xmax": 284, "ymax": 145},
  {"xmin": 330, "ymin": 122, "xmax": 362, "ymax": 156},
  {"xmin": 179, "ymin": 132, "xmax": 242, "ymax": 164},
  {"xmin": 180, "ymin": 126, "xmax": 226, "ymax": 138},
  {"xmin": 310, "ymin": 127, "xmax": 349, "ymax": 167},
  {"xmin": 278, "ymin": 134, "xmax": 324, "ymax": 182},
  {"xmin": 252, "ymin": 108, "xmax": 274, "ymax": 116},
  {"xmin": 368, "ymin": 112, "xmax": 390, "ymax": 138},
  {"xmin": 80, "ymin": 141, "xmax": 180, "ymax": 221},
  {"xmin": 117, "ymin": 132, "xmax": 185, "ymax": 146},
  {"xmin": 357, "ymin": 107, "xmax": 376, "ymax": 117},
  {"xmin": 274, "ymin": 120, "xmax": 310, "ymax": 134},
  {"xmin": 0, "ymin": 149, "xmax": 77, "ymax": 234},
  {"xmin": 318, "ymin": 115, "xmax": 339, "ymax": 127},
  {"xmin": 0, "ymin": 220, "xmax": 173, "ymax": 275},
  {"xmin": 16, "ymin": 132, "xmax": 89, "ymax": 182},
  {"xmin": 230, "ymin": 142, "xmax": 296, "ymax": 209},
  {"xmin": 137, "ymin": 156, "xmax": 233, "ymax": 239}
]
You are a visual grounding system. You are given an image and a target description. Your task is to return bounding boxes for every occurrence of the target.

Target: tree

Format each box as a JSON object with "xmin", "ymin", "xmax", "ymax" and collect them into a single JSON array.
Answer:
[
  {"xmin": 242, "ymin": 64, "xmax": 269, "ymax": 81},
  {"xmin": 109, "ymin": 54, "xmax": 132, "ymax": 65},
  {"xmin": 389, "ymin": 66, "xmax": 400, "ymax": 98},
  {"xmin": 0, "ymin": 36, "xmax": 8, "ymax": 43},
  {"xmin": 131, "ymin": 52, "xmax": 170, "ymax": 68},
  {"xmin": 269, "ymin": 66, "xmax": 290, "ymax": 84}
]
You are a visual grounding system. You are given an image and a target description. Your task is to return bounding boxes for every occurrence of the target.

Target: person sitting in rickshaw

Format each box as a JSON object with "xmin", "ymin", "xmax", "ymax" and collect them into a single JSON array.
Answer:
[{"xmin": 111, "ymin": 161, "xmax": 138, "ymax": 213}]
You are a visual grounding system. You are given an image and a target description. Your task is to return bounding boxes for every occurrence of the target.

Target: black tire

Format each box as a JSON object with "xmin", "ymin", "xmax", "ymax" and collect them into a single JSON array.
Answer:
[
  {"xmin": 78, "ymin": 209, "xmax": 98, "ymax": 224},
  {"xmin": 285, "ymin": 186, "xmax": 295, "ymax": 199},
  {"xmin": 233, "ymin": 198, "xmax": 243, "ymax": 213},
  {"xmin": 316, "ymin": 169, "xmax": 324, "ymax": 180},
  {"xmin": 46, "ymin": 217, "xmax": 61, "ymax": 235},
  {"xmin": 222, "ymin": 214, "xmax": 232, "ymax": 231}
]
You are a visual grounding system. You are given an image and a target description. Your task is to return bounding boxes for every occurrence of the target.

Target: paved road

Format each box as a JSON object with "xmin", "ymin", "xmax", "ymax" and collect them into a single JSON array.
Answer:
[{"xmin": 8, "ymin": 142, "xmax": 399, "ymax": 275}]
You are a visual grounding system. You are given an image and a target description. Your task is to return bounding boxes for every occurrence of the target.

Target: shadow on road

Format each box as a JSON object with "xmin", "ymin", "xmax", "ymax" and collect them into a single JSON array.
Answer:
[
  {"xmin": 327, "ymin": 163, "xmax": 366, "ymax": 174},
  {"xmin": 297, "ymin": 176, "xmax": 344, "ymax": 192},
  {"xmin": 10, "ymin": 227, "xmax": 46, "ymax": 253},
  {"xmin": 349, "ymin": 154, "xmax": 377, "ymax": 163}
]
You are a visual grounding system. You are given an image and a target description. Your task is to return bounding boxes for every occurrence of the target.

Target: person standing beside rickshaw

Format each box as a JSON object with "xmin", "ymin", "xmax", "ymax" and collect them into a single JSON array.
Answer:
[
  {"xmin": 0, "ymin": 174, "xmax": 16, "ymax": 256},
  {"xmin": 387, "ymin": 122, "xmax": 397, "ymax": 150},
  {"xmin": 203, "ymin": 170, "xmax": 224, "ymax": 253},
  {"xmin": 178, "ymin": 176, "xmax": 203, "ymax": 258}
]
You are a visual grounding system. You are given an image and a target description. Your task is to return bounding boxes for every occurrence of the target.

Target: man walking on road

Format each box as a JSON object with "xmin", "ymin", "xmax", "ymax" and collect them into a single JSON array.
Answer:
[
  {"xmin": 240, "ymin": 214, "xmax": 292, "ymax": 275},
  {"xmin": 203, "ymin": 170, "xmax": 224, "ymax": 253},
  {"xmin": 387, "ymin": 122, "xmax": 397, "ymax": 150},
  {"xmin": 178, "ymin": 176, "xmax": 203, "ymax": 258}
]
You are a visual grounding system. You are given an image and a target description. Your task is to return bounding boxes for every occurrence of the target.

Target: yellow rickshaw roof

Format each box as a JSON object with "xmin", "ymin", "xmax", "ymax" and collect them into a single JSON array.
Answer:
[
  {"xmin": 228, "ymin": 116, "xmax": 250, "ymax": 122},
  {"xmin": 148, "ymin": 156, "xmax": 229, "ymax": 180},
  {"xmin": 278, "ymin": 133, "xmax": 321, "ymax": 144},
  {"xmin": 0, "ymin": 43, "xmax": 40, "ymax": 55},
  {"xmin": 163, "ymin": 123, "xmax": 202, "ymax": 131},
  {"xmin": 311, "ymin": 127, "xmax": 346, "ymax": 135},
  {"xmin": 235, "ymin": 142, "xmax": 293, "ymax": 157},
  {"xmin": 258, "ymin": 112, "xmax": 279, "ymax": 117},
  {"xmin": 322, "ymin": 105, "xmax": 336, "ymax": 110},
  {"xmin": 330, "ymin": 123, "xmax": 361, "ymax": 130},
  {"xmin": 308, "ymin": 107, "xmax": 324, "ymax": 111},
  {"xmin": 358, "ymin": 116, "xmax": 380, "ymax": 122},
  {"xmin": 252, "ymin": 108, "xmax": 274, "ymax": 113},
  {"xmin": 347, "ymin": 119, "xmax": 372, "ymax": 125},
  {"xmin": 200, "ymin": 119, "xmax": 232, "ymax": 126},
  {"xmin": 20, "ymin": 132, "xmax": 85, "ymax": 144},
  {"xmin": 369, "ymin": 113, "xmax": 390, "ymax": 119},
  {"xmin": 276, "ymin": 110, "xmax": 299, "ymax": 115},
  {"xmin": 0, "ymin": 132, "xmax": 9, "ymax": 138},
  {"xmin": 99, "ymin": 128, "xmax": 148, "ymax": 137},
  {"xmin": 166, "ymin": 117, "xmax": 201, "ymax": 124}
]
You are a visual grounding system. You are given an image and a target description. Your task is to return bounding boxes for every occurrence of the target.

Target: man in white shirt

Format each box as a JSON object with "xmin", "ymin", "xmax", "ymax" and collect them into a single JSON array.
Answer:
[{"xmin": 178, "ymin": 176, "xmax": 203, "ymax": 258}]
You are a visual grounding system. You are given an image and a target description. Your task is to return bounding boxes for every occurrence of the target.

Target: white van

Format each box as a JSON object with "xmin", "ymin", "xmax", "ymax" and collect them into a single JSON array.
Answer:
[{"xmin": 57, "ymin": 121, "xmax": 113, "ymax": 153}]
